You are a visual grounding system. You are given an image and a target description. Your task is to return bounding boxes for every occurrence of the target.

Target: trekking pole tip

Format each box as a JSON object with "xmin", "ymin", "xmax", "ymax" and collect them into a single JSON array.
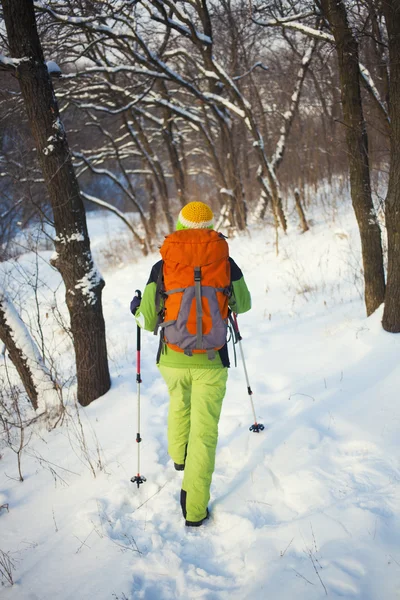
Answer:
[{"xmin": 249, "ymin": 423, "xmax": 265, "ymax": 433}]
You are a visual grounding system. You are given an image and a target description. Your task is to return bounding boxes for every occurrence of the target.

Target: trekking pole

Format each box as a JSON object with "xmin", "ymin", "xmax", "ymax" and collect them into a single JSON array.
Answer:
[
  {"xmin": 131, "ymin": 290, "xmax": 146, "ymax": 488},
  {"xmin": 232, "ymin": 313, "xmax": 264, "ymax": 433}
]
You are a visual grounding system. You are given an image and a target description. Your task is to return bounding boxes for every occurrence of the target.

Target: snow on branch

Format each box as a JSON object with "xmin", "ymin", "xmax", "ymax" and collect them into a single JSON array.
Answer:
[
  {"xmin": 73, "ymin": 148, "xmax": 141, "ymax": 168},
  {"xmin": 0, "ymin": 54, "xmax": 26, "ymax": 71},
  {"xmin": 145, "ymin": 0, "xmax": 212, "ymax": 45},
  {"xmin": 74, "ymin": 152, "xmax": 146, "ymax": 221},
  {"xmin": 360, "ymin": 64, "xmax": 390, "ymax": 125},
  {"xmin": 80, "ymin": 192, "xmax": 145, "ymax": 246},
  {"xmin": 1, "ymin": 53, "xmax": 62, "ymax": 78},
  {"xmin": 252, "ymin": 11, "xmax": 316, "ymax": 26},
  {"xmin": 64, "ymin": 65, "xmax": 169, "ymax": 81},
  {"xmin": 134, "ymin": 31, "xmax": 221, "ymax": 106},
  {"xmin": 34, "ymin": 1, "xmax": 137, "ymax": 50},
  {"xmin": 34, "ymin": 2, "xmax": 242, "ymax": 128},
  {"xmin": 46, "ymin": 60, "xmax": 62, "ymax": 76},
  {"xmin": 260, "ymin": 18, "xmax": 389, "ymax": 127},
  {"xmin": 154, "ymin": 15, "xmax": 212, "ymax": 45},
  {"xmin": 1, "ymin": 198, "xmax": 24, "ymax": 220},
  {"xmin": 233, "ymin": 62, "xmax": 269, "ymax": 81},
  {"xmin": 144, "ymin": 94, "xmax": 202, "ymax": 125},
  {"xmin": 73, "ymin": 99, "xmax": 140, "ymax": 115},
  {"xmin": 210, "ymin": 61, "xmax": 252, "ymax": 111},
  {"xmin": 34, "ymin": 2, "xmax": 110, "ymax": 28},
  {"xmin": 74, "ymin": 265, "xmax": 102, "ymax": 306},
  {"xmin": 131, "ymin": 105, "xmax": 164, "ymax": 127},
  {"xmin": 0, "ymin": 288, "xmax": 62, "ymax": 417},
  {"xmin": 201, "ymin": 93, "xmax": 246, "ymax": 119},
  {"xmin": 163, "ymin": 47, "xmax": 219, "ymax": 80},
  {"xmin": 255, "ymin": 18, "xmax": 335, "ymax": 44}
]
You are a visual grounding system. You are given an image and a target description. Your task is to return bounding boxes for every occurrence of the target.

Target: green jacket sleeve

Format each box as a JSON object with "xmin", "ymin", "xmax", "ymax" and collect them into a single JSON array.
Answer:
[
  {"xmin": 228, "ymin": 257, "xmax": 251, "ymax": 314},
  {"xmin": 134, "ymin": 261, "xmax": 161, "ymax": 332}
]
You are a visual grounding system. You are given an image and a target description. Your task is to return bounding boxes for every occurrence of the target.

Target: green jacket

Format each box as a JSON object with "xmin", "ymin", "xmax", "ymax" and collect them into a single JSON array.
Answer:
[{"xmin": 135, "ymin": 257, "xmax": 251, "ymax": 368}]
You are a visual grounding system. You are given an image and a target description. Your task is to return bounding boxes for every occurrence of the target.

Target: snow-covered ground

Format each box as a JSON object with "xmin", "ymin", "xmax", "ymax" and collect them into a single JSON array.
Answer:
[{"xmin": 1, "ymin": 202, "xmax": 400, "ymax": 600}]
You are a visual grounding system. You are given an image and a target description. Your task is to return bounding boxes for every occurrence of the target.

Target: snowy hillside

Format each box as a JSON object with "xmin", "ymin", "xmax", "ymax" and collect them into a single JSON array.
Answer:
[{"xmin": 1, "ymin": 204, "xmax": 400, "ymax": 600}]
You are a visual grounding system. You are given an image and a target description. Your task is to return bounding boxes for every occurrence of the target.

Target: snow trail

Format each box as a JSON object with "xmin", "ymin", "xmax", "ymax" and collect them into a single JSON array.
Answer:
[{"xmin": 1, "ymin": 206, "xmax": 400, "ymax": 599}]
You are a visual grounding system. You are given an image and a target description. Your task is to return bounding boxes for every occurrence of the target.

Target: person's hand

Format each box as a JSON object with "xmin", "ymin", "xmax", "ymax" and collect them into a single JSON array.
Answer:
[{"xmin": 130, "ymin": 290, "xmax": 141, "ymax": 315}]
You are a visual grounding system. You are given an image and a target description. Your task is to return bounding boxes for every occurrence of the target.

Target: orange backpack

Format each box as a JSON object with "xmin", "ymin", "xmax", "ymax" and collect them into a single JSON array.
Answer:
[{"xmin": 156, "ymin": 229, "xmax": 231, "ymax": 359}]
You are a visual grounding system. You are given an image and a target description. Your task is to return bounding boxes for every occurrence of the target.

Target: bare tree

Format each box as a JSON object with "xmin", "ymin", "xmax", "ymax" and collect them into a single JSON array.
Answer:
[
  {"xmin": 2, "ymin": 0, "xmax": 376, "ymax": 254},
  {"xmin": 34, "ymin": 0, "xmax": 323, "ymax": 233},
  {"xmin": 0, "ymin": 0, "xmax": 110, "ymax": 406}
]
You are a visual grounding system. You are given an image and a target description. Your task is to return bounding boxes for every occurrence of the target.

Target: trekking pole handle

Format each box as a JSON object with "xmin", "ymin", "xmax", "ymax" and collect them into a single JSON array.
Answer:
[
  {"xmin": 135, "ymin": 290, "xmax": 142, "ymax": 382},
  {"xmin": 232, "ymin": 313, "xmax": 242, "ymax": 341}
]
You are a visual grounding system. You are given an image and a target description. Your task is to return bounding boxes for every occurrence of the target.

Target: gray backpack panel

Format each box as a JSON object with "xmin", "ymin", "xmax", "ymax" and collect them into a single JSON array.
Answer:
[{"xmin": 161, "ymin": 285, "xmax": 228, "ymax": 352}]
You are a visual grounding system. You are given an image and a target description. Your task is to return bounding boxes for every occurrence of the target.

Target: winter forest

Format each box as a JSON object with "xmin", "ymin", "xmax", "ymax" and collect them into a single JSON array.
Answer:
[{"xmin": 1, "ymin": 0, "xmax": 400, "ymax": 598}]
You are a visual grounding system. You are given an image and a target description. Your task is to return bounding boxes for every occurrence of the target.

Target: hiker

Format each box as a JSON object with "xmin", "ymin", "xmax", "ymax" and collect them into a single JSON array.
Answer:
[{"xmin": 130, "ymin": 201, "xmax": 251, "ymax": 527}]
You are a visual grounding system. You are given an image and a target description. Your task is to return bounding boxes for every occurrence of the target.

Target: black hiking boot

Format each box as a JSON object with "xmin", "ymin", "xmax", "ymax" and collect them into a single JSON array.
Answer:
[
  {"xmin": 174, "ymin": 462, "xmax": 185, "ymax": 471},
  {"xmin": 185, "ymin": 509, "xmax": 209, "ymax": 528}
]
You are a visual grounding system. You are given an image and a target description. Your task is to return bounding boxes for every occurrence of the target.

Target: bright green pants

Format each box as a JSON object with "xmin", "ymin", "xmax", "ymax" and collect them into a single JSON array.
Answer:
[{"xmin": 158, "ymin": 366, "xmax": 228, "ymax": 522}]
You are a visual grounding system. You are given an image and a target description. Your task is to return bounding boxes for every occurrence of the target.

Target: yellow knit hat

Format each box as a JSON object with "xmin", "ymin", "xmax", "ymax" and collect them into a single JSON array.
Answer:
[{"xmin": 176, "ymin": 201, "xmax": 214, "ymax": 230}]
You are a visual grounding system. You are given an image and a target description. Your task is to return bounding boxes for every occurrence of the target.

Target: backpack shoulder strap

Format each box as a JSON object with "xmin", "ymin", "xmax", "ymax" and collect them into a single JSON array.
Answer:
[
  {"xmin": 153, "ymin": 260, "xmax": 165, "ymax": 335},
  {"xmin": 194, "ymin": 266, "xmax": 203, "ymax": 349}
]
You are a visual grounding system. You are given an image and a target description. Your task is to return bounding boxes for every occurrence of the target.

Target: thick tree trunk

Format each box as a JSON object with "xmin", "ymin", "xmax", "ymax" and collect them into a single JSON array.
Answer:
[
  {"xmin": 381, "ymin": 1, "xmax": 400, "ymax": 332},
  {"xmin": 320, "ymin": 0, "xmax": 385, "ymax": 316},
  {"xmin": 0, "ymin": 290, "xmax": 60, "ymax": 415},
  {"xmin": 1, "ymin": 0, "xmax": 110, "ymax": 405}
]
